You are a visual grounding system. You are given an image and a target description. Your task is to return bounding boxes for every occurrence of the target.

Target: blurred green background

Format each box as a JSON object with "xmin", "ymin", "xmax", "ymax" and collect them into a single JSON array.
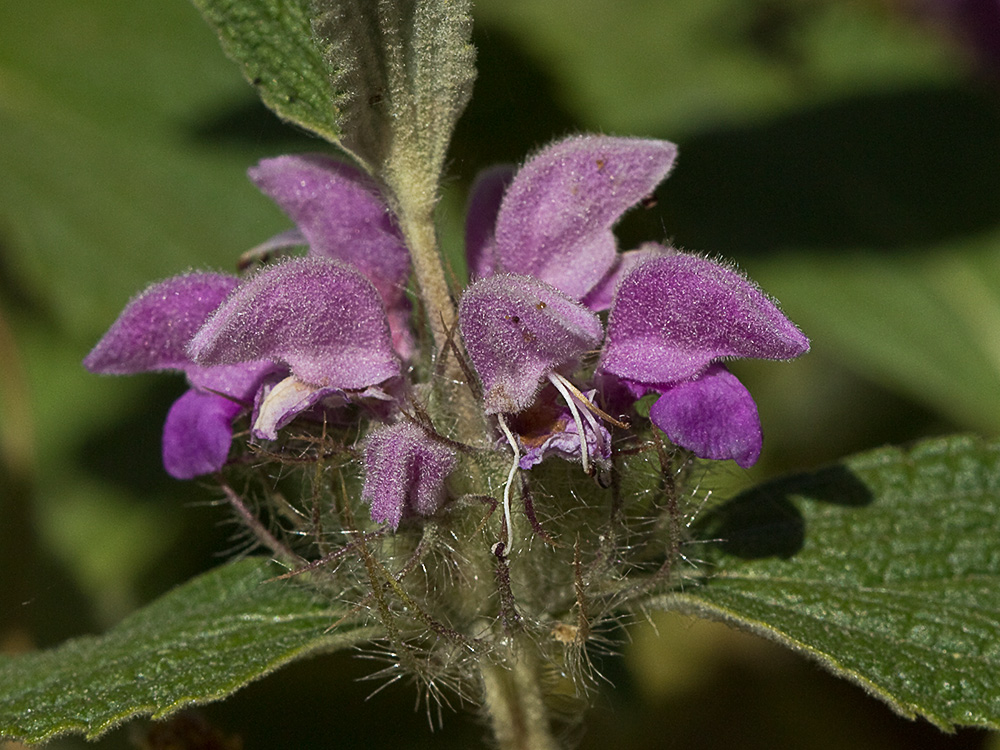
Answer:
[{"xmin": 2, "ymin": 0, "xmax": 999, "ymax": 748}]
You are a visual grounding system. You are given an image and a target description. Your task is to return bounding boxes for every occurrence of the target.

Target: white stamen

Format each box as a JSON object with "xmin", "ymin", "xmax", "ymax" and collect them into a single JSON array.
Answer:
[
  {"xmin": 496, "ymin": 413, "xmax": 520, "ymax": 549},
  {"xmin": 548, "ymin": 372, "xmax": 591, "ymax": 476},
  {"xmin": 551, "ymin": 373, "xmax": 630, "ymax": 429}
]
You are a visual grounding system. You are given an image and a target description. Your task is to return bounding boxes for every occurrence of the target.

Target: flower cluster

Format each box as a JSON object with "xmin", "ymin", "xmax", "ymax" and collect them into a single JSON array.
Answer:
[{"xmin": 85, "ymin": 135, "xmax": 807, "ymax": 533}]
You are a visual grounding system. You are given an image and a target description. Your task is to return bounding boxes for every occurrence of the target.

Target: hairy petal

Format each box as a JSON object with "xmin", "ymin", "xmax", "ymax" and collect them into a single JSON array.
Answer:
[
  {"xmin": 189, "ymin": 258, "xmax": 399, "ymax": 390},
  {"xmin": 363, "ymin": 423, "xmax": 457, "ymax": 529},
  {"xmin": 459, "ymin": 274, "xmax": 603, "ymax": 414},
  {"xmin": 249, "ymin": 154, "xmax": 413, "ymax": 356},
  {"xmin": 581, "ymin": 243, "xmax": 673, "ymax": 312},
  {"xmin": 648, "ymin": 364, "xmax": 762, "ymax": 468},
  {"xmin": 465, "ymin": 164, "xmax": 515, "ymax": 281},
  {"xmin": 162, "ymin": 389, "xmax": 244, "ymax": 479},
  {"xmin": 186, "ymin": 361, "xmax": 279, "ymax": 403},
  {"xmin": 84, "ymin": 273, "xmax": 239, "ymax": 376},
  {"xmin": 601, "ymin": 254, "xmax": 810, "ymax": 385},
  {"xmin": 515, "ymin": 389, "xmax": 611, "ymax": 470},
  {"xmin": 494, "ymin": 136, "xmax": 677, "ymax": 299},
  {"xmin": 251, "ymin": 376, "xmax": 343, "ymax": 441},
  {"xmin": 249, "ymin": 154, "xmax": 409, "ymax": 297}
]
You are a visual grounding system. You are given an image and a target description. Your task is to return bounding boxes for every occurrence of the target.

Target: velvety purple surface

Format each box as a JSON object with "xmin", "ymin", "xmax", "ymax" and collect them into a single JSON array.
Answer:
[
  {"xmin": 162, "ymin": 389, "xmax": 244, "ymax": 480},
  {"xmin": 250, "ymin": 154, "xmax": 414, "ymax": 356},
  {"xmin": 493, "ymin": 136, "xmax": 677, "ymax": 300},
  {"xmin": 648, "ymin": 364, "xmax": 762, "ymax": 469},
  {"xmin": 83, "ymin": 273, "xmax": 238, "ymax": 377},
  {"xmin": 465, "ymin": 164, "xmax": 515, "ymax": 282},
  {"xmin": 601, "ymin": 254, "xmax": 809, "ymax": 386},
  {"xmin": 363, "ymin": 422, "xmax": 457, "ymax": 529},
  {"xmin": 249, "ymin": 154, "xmax": 409, "ymax": 301},
  {"xmin": 459, "ymin": 273, "xmax": 603, "ymax": 414},
  {"xmin": 189, "ymin": 258, "xmax": 399, "ymax": 390}
]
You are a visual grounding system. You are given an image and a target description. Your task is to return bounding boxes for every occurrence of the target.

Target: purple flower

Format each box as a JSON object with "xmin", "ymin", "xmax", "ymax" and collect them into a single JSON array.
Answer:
[
  {"xmin": 190, "ymin": 258, "xmax": 398, "ymax": 390},
  {"xmin": 248, "ymin": 154, "xmax": 414, "ymax": 357},
  {"xmin": 84, "ymin": 132, "xmax": 808, "ymax": 528},
  {"xmin": 599, "ymin": 253, "xmax": 810, "ymax": 467},
  {"xmin": 458, "ymin": 136, "xmax": 676, "ymax": 472},
  {"xmin": 465, "ymin": 135, "xmax": 677, "ymax": 304},
  {"xmin": 459, "ymin": 136, "xmax": 808, "ymax": 469},
  {"xmin": 83, "ymin": 273, "xmax": 276, "ymax": 479},
  {"xmin": 85, "ymin": 257, "xmax": 400, "ymax": 477},
  {"xmin": 362, "ymin": 422, "xmax": 457, "ymax": 529},
  {"xmin": 84, "ymin": 150, "xmax": 422, "ymax": 482},
  {"xmin": 189, "ymin": 257, "xmax": 400, "ymax": 440}
]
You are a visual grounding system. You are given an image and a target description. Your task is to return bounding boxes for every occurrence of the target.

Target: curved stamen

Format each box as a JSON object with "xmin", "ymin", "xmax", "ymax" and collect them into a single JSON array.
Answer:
[
  {"xmin": 547, "ymin": 372, "xmax": 592, "ymax": 476},
  {"xmin": 496, "ymin": 413, "xmax": 520, "ymax": 549},
  {"xmin": 553, "ymin": 373, "xmax": 630, "ymax": 429}
]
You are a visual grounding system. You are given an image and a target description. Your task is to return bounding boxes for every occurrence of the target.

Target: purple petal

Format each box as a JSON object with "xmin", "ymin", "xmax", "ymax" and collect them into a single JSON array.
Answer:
[
  {"xmin": 580, "ymin": 243, "xmax": 673, "ymax": 312},
  {"xmin": 186, "ymin": 361, "xmax": 279, "ymax": 403},
  {"xmin": 385, "ymin": 304, "xmax": 416, "ymax": 362},
  {"xmin": 251, "ymin": 375, "xmax": 345, "ymax": 440},
  {"xmin": 362, "ymin": 422, "xmax": 457, "ymax": 529},
  {"xmin": 494, "ymin": 136, "xmax": 677, "ymax": 299},
  {"xmin": 189, "ymin": 258, "xmax": 400, "ymax": 390},
  {"xmin": 648, "ymin": 364, "xmax": 762, "ymax": 468},
  {"xmin": 459, "ymin": 274, "xmax": 604, "ymax": 414},
  {"xmin": 249, "ymin": 154, "xmax": 414, "ymax": 356},
  {"xmin": 162, "ymin": 389, "xmax": 244, "ymax": 479},
  {"xmin": 515, "ymin": 388, "xmax": 611, "ymax": 470},
  {"xmin": 601, "ymin": 254, "xmax": 809, "ymax": 385},
  {"xmin": 249, "ymin": 154, "xmax": 409, "ymax": 296},
  {"xmin": 465, "ymin": 164, "xmax": 515, "ymax": 281},
  {"xmin": 84, "ymin": 273, "xmax": 238, "ymax": 376}
]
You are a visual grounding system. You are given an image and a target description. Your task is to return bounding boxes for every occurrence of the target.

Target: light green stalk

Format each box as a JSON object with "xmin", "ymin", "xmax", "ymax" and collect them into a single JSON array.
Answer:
[{"xmin": 481, "ymin": 640, "xmax": 561, "ymax": 750}]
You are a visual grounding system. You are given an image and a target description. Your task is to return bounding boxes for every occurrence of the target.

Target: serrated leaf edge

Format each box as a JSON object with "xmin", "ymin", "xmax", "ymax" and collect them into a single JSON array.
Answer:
[{"xmin": 658, "ymin": 591, "xmax": 999, "ymax": 733}]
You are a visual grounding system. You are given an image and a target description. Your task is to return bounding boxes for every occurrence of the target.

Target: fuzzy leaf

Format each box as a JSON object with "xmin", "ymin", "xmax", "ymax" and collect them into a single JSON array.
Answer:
[
  {"xmin": 189, "ymin": 0, "xmax": 345, "ymax": 143},
  {"xmin": 661, "ymin": 435, "xmax": 1000, "ymax": 730},
  {"xmin": 312, "ymin": 0, "xmax": 475, "ymax": 188},
  {"xmin": 0, "ymin": 558, "xmax": 377, "ymax": 743}
]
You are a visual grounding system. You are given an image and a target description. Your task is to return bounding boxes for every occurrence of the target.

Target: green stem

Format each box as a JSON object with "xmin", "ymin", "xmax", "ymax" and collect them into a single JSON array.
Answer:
[
  {"xmin": 393, "ymin": 193, "xmax": 487, "ymax": 446},
  {"xmin": 480, "ymin": 639, "xmax": 561, "ymax": 750},
  {"xmin": 394, "ymin": 198, "xmax": 456, "ymax": 358}
]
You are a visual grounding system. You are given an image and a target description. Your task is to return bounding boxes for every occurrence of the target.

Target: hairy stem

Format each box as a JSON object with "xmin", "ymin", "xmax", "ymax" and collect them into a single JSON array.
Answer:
[
  {"xmin": 396, "ymin": 204, "xmax": 456, "ymax": 357},
  {"xmin": 219, "ymin": 481, "xmax": 302, "ymax": 567},
  {"xmin": 393, "ymin": 196, "xmax": 486, "ymax": 446},
  {"xmin": 480, "ymin": 639, "xmax": 560, "ymax": 750}
]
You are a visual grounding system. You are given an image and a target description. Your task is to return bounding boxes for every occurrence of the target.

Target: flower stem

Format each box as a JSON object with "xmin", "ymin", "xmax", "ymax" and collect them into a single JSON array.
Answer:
[
  {"xmin": 480, "ymin": 638, "xmax": 561, "ymax": 750},
  {"xmin": 395, "ymin": 203, "xmax": 456, "ymax": 357},
  {"xmin": 393, "ymin": 196, "xmax": 489, "ymax": 448}
]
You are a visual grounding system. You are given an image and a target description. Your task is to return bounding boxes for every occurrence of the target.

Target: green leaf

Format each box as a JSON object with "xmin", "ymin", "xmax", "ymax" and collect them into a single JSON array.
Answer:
[
  {"xmin": 662, "ymin": 435, "xmax": 1000, "ymax": 730},
  {"xmin": 190, "ymin": 0, "xmax": 344, "ymax": 143},
  {"xmin": 0, "ymin": 0, "xmax": 302, "ymax": 342},
  {"xmin": 0, "ymin": 558, "xmax": 377, "ymax": 744},
  {"xmin": 312, "ymin": 0, "xmax": 475, "ymax": 190}
]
